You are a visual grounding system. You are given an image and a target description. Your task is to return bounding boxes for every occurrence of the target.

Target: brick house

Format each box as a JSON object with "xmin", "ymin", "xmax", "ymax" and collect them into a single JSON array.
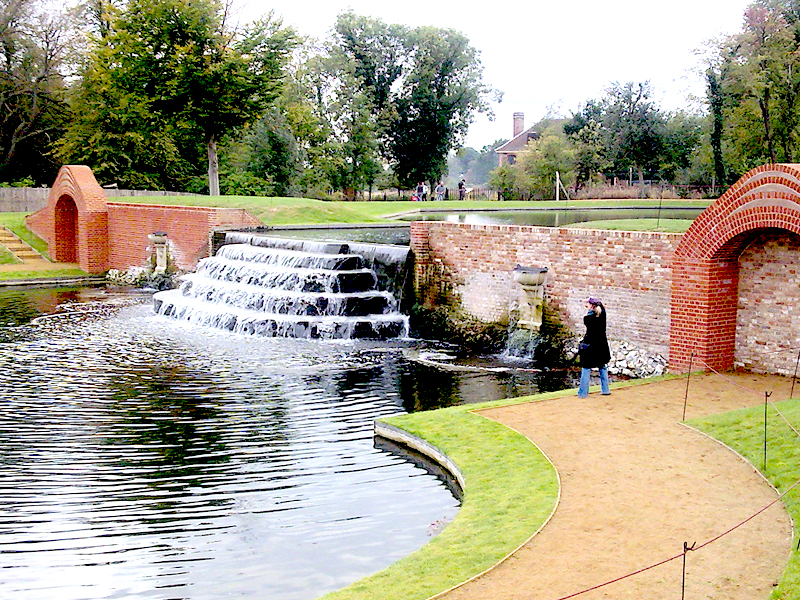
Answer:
[{"xmin": 495, "ymin": 112, "xmax": 541, "ymax": 166}]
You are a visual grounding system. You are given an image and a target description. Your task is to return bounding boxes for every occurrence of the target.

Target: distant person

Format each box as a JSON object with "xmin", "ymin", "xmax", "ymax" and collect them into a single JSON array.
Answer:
[
  {"xmin": 421, "ymin": 182, "xmax": 429, "ymax": 201},
  {"xmin": 458, "ymin": 179, "xmax": 466, "ymax": 200},
  {"xmin": 416, "ymin": 181, "xmax": 425, "ymax": 201},
  {"xmin": 434, "ymin": 182, "xmax": 445, "ymax": 201},
  {"xmin": 577, "ymin": 297, "xmax": 611, "ymax": 398}
]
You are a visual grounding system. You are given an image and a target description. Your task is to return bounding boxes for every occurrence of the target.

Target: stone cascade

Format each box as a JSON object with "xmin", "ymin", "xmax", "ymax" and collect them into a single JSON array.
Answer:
[{"xmin": 152, "ymin": 241, "xmax": 410, "ymax": 339}]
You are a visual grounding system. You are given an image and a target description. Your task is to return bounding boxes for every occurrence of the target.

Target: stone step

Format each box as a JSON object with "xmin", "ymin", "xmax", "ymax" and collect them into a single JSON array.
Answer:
[{"xmin": 0, "ymin": 227, "xmax": 47, "ymax": 263}]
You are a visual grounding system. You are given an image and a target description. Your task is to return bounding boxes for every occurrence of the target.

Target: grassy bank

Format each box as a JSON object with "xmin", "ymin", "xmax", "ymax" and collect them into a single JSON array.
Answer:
[
  {"xmin": 320, "ymin": 396, "xmax": 561, "ymax": 600},
  {"xmin": 688, "ymin": 399, "xmax": 800, "ymax": 599},
  {"xmin": 109, "ymin": 195, "xmax": 712, "ymax": 226}
]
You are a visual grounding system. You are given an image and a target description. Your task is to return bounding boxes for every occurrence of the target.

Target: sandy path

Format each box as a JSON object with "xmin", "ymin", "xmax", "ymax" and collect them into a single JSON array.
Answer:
[{"xmin": 442, "ymin": 372, "xmax": 794, "ymax": 600}]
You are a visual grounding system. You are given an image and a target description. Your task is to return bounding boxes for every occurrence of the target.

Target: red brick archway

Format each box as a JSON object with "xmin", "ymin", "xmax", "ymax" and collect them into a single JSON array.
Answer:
[
  {"xmin": 670, "ymin": 163, "xmax": 800, "ymax": 373},
  {"xmin": 54, "ymin": 195, "xmax": 78, "ymax": 262},
  {"xmin": 26, "ymin": 165, "xmax": 109, "ymax": 273}
]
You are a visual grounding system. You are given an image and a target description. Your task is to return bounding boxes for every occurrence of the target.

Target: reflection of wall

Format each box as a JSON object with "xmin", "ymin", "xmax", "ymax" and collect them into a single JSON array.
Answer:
[
  {"xmin": 411, "ymin": 221, "xmax": 679, "ymax": 358},
  {"xmin": 736, "ymin": 231, "xmax": 800, "ymax": 375}
]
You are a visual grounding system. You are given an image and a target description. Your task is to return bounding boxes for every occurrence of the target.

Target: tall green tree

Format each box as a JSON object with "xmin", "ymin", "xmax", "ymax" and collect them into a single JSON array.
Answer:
[
  {"xmin": 0, "ymin": 0, "xmax": 77, "ymax": 184},
  {"xmin": 58, "ymin": 0, "xmax": 295, "ymax": 192},
  {"xmin": 564, "ymin": 82, "xmax": 671, "ymax": 186},
  {"xmin": 499, "ymin": 123, "xmax": 574, "ymax": 200},
  {"xmin": 707, "ymin": 0, "xmax": 800, "ymax": 175},
  {"xmin": 331, "ymin": 13, "xmax": 497, "ymax": 189},
  {"xmin": 600, "ymin": 82, "xmax": 666, "ymax": 183}
]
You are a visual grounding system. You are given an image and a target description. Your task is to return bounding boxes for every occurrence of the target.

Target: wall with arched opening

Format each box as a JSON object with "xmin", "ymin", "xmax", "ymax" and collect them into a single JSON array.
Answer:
[
  {"xmin": 670, "ymin": 163, "xmax": 800, "ymax": 374},
  {"xmin": 26, "ymin": 165, "xmax": 110, "ymax": 273},
  {"xmin": 26, "ymin": 165, "xmax": 263, "ymax": 274}
]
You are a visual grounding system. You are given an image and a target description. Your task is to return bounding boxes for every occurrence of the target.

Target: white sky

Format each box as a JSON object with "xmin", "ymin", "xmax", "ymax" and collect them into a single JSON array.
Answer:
[{"xmin": 234, "ymin": 0, "xmax": 750, "ymax": 149}]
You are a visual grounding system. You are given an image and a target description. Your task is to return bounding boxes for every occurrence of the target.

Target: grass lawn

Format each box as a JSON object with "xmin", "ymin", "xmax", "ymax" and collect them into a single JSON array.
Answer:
[
  {"xmin": 688, "ymin": 399, "xmax": 800, "ymax": 599},
  {"xmin": 109, "ymin": 195, "xmax": 712, "ymax": 225},
  {"xmin": 0, "ymin": 268, "xmax": 90, "ymax": 280},
  {"xmin": 319, "ymin": 394, "xmax": 561, "ymax": 600},
  {"xmin": 569, "ymin": 218, "xmax": 695, "ymax": 233}
]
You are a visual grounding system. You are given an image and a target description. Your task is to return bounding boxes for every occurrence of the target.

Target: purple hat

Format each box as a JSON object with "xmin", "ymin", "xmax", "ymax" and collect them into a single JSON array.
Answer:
[{"xmin": 587, "ymin": 297, "xmax": 602, "ymax": 306}]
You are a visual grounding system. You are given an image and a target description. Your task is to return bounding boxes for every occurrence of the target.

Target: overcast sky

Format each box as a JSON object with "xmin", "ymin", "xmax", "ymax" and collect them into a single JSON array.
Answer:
[{"xmin": 234, "ymin": 0, "xmax": 751, "ymax": 149}]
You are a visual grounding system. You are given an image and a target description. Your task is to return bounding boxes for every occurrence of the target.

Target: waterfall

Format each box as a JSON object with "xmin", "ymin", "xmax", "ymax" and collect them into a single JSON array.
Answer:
[{"xmin": 152, "ymin": 236, "xmax": 411, "ymax": 340}]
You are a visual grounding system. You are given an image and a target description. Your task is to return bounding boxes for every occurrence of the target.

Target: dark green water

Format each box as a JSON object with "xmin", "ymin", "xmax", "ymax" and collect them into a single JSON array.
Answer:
[{"xmin": 0, "ymin": 287, "xmax": 572, "ymax": 600}]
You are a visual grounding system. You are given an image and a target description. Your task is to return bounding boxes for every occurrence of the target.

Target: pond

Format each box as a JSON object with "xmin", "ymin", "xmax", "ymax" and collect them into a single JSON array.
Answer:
[
  {"xmin": 399, "ymin": 206, "xmax": 704, "ymax": 227},
  {"xmin": 0, "ymin": 286, "xmax": 576, "ymax": 600}
]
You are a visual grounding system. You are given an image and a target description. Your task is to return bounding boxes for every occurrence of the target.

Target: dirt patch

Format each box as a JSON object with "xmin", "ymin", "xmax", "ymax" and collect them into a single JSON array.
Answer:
[{"xmin": 441, "ymin": 372, "xmax": 794, "ymax": 600}]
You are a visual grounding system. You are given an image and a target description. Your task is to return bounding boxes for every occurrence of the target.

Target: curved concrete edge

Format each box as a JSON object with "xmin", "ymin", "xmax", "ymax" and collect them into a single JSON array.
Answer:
[
  {"xmin": 374, "ymin": 411, "xmax": 563, "ymax": 600},
  {"xmin": 374, "ymin": 420, "xmax": 466, "ymax": 491}
]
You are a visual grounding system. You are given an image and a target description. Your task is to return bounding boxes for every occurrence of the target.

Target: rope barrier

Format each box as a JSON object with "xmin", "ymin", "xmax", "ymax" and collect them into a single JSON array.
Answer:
[
  {"xmin": 767, "ymin": 397, "xmax": 800, "ymax": 440},
  {"xmin": 693, "ymin": 357, "xmax": 766, "ymax": 397},
  {"xmin": 691, "ymin": 357, "xmax": 800, "ymax": 440},
  {"xmin": 555, "ymin": 360, "xmax": 800, "ymax": 600},
  {"xmin": 551, "ymin": 475, "xmax": 800, "ymax": 600}
]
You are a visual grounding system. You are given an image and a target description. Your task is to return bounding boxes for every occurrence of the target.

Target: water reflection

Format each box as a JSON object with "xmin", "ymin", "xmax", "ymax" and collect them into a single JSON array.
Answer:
[
  {"xmin": 403, "ymin": 207, "xmax": 703, "ymax": 227},
  {"xmin": 0, "ymin": 292, "xmax": 464, "ymax": 600},
  {"xmin": 0, "ymin": 288, "xmax": 576, "ymax": 600}
]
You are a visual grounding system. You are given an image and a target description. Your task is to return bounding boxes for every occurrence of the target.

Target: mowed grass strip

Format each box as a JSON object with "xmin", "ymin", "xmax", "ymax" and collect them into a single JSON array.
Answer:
[
  {"xmin": 111, "ymin": 196, "xmax": 711, "ymax": 225},
  {"xmin": 320, "ymin": 401, "xmax": 559, "ymax": 600},
  {"xmin": 688, "ymin": 398, "xmax": 800, "ymax": 599}
]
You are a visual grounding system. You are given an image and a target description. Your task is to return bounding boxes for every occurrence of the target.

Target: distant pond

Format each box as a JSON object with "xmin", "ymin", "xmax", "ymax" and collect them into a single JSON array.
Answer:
[{"xmin": 396, "ymin": 206, "xmax": 704, "ymax": 227}]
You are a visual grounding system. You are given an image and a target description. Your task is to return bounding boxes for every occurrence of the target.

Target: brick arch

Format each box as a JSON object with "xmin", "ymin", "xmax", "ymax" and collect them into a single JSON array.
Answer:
[
  {"xmin": 54, "ymin": 195, "xmax": 78, "ymax": 262},
  {"xmin": 670, "ymin": 164, "xmax": 800, "ymax": 373},
  {"xmin": 26, "ymin": 165, "xmax": 110, "ymax": 273}
]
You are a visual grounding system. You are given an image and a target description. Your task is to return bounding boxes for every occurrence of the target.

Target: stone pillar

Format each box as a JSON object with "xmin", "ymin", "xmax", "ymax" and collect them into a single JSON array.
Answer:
[{"xmin": 148, "ymin": 232, "xmax": 169, "ymax": 274}]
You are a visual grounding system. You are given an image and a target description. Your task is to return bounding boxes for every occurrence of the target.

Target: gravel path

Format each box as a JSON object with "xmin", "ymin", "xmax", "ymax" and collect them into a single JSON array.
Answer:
[{"xmin": 441, "ymin": 372, "xmax": 794, "ymax": 600}]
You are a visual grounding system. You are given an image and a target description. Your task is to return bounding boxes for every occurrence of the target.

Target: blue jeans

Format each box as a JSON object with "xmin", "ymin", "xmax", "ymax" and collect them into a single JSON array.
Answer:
[{"xmin": 578, "ymin": 366, "xmax": 610, "ymax": 398}]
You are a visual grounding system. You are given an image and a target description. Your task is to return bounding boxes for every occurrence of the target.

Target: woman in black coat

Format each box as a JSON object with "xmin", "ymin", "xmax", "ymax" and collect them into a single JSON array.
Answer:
[{"xmin": 578, "ymin": 297, "xmax": 611, "ymax": 397}]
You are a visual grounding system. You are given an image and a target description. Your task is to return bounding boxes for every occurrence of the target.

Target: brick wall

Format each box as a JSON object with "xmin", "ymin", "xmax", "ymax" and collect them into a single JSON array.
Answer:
[
  {"xmin": 411, "ymin": 222, "xmax": 681, "ymax": 357},
  {"xmin": 107, "ymin": 203, "xmax": 261, "ymax": 271},
  {"xmin": 736, "ymin": 231, "xmax": 800, "ymax": 375},
  {"xmin": 670, "ymin": 163, "xmax": 800, "ymax": 372}
]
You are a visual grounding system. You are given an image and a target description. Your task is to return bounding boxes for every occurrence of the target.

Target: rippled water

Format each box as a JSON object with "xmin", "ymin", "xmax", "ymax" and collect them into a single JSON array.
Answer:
[
  {"xmin": 0, "ymin": 287, "xmax": 577, "ymax": 600},
  {"xmin": 0, "ymin": 288, "xmax": 465, "ymax": 600}
]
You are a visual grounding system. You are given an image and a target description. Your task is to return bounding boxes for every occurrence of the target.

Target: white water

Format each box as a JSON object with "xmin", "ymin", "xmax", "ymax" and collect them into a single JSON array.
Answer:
[{"xmin": 153, "ymin": 241, "xmax": 410, "ymax": 339}]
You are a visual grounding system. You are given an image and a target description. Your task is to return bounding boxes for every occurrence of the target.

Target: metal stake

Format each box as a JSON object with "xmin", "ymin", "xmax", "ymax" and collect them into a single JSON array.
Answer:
[
  {"xmin": 764, "ymin": 391, "xmax": 772, "ymax": 473},
  {"xmin": 683, "ymin": 352, "xmax": 694, "ymax": 421},
  {"xmin": 682, "ymin": 541, "xmax": 696, "ymax": 600}
]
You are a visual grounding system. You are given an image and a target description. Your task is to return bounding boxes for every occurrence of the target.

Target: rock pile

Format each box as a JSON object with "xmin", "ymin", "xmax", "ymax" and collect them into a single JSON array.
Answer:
[{"xmin": 567, "ymin": 339, "xmax": 668, "ymax": 379}]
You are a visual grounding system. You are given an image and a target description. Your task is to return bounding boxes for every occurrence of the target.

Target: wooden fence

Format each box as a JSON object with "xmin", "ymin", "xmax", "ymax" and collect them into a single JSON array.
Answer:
[{"xmin": 0, "ymin": 187, "xmax": 194, "ymax": 213}]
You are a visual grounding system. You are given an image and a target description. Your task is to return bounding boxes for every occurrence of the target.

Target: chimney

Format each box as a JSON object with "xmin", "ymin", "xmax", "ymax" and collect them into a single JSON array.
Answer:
[{"xmin": 513, "ymin": 112, "xmax": 524, "ymax": 137}]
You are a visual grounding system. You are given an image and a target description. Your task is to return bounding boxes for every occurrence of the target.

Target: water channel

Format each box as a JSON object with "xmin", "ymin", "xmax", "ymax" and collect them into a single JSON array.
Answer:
[{"xmin": 0, "ymin": 285, "xmax": 573, "ymax": 600}]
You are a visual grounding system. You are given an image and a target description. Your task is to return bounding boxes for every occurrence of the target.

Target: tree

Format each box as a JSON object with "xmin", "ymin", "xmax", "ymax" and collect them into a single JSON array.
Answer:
[
  {"xmin": 0, "ymin": 0, "xmax": 77, "ymax": 184},
  {"xmin": 332, "ymin": 13, "xmax": 497, "ymax": 190},
  {"xmin": 58, "ymin": 0, "xmax": 295, "ymax": 192},
  {"xmin": 564, "ymin": 107, "xmax": 605, "ymax": 188},
  {"xmin": 564, "ymin": 82, "xmax": 669, "ymax": 187},
  {"xmin": 515, "ymin": 128, "xmax": 575, "ymax": 200},
  {"xmin": 448, "ymin": 140, "xmax": 505, "ymax": 186},
  {"xmin": 601, "ymin": 82, "xmax": 666, "ymax": 184},
  {"xmin": 706, "ymin": 0, "xmax": 800, "ymax": 176},
  {"xmin": 487, "ymin": 163, "xmax": 516, "ymax": 200},
  {"xmin": 706, "ymin": 67, "xmax": 727, "ymax": 186}
]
